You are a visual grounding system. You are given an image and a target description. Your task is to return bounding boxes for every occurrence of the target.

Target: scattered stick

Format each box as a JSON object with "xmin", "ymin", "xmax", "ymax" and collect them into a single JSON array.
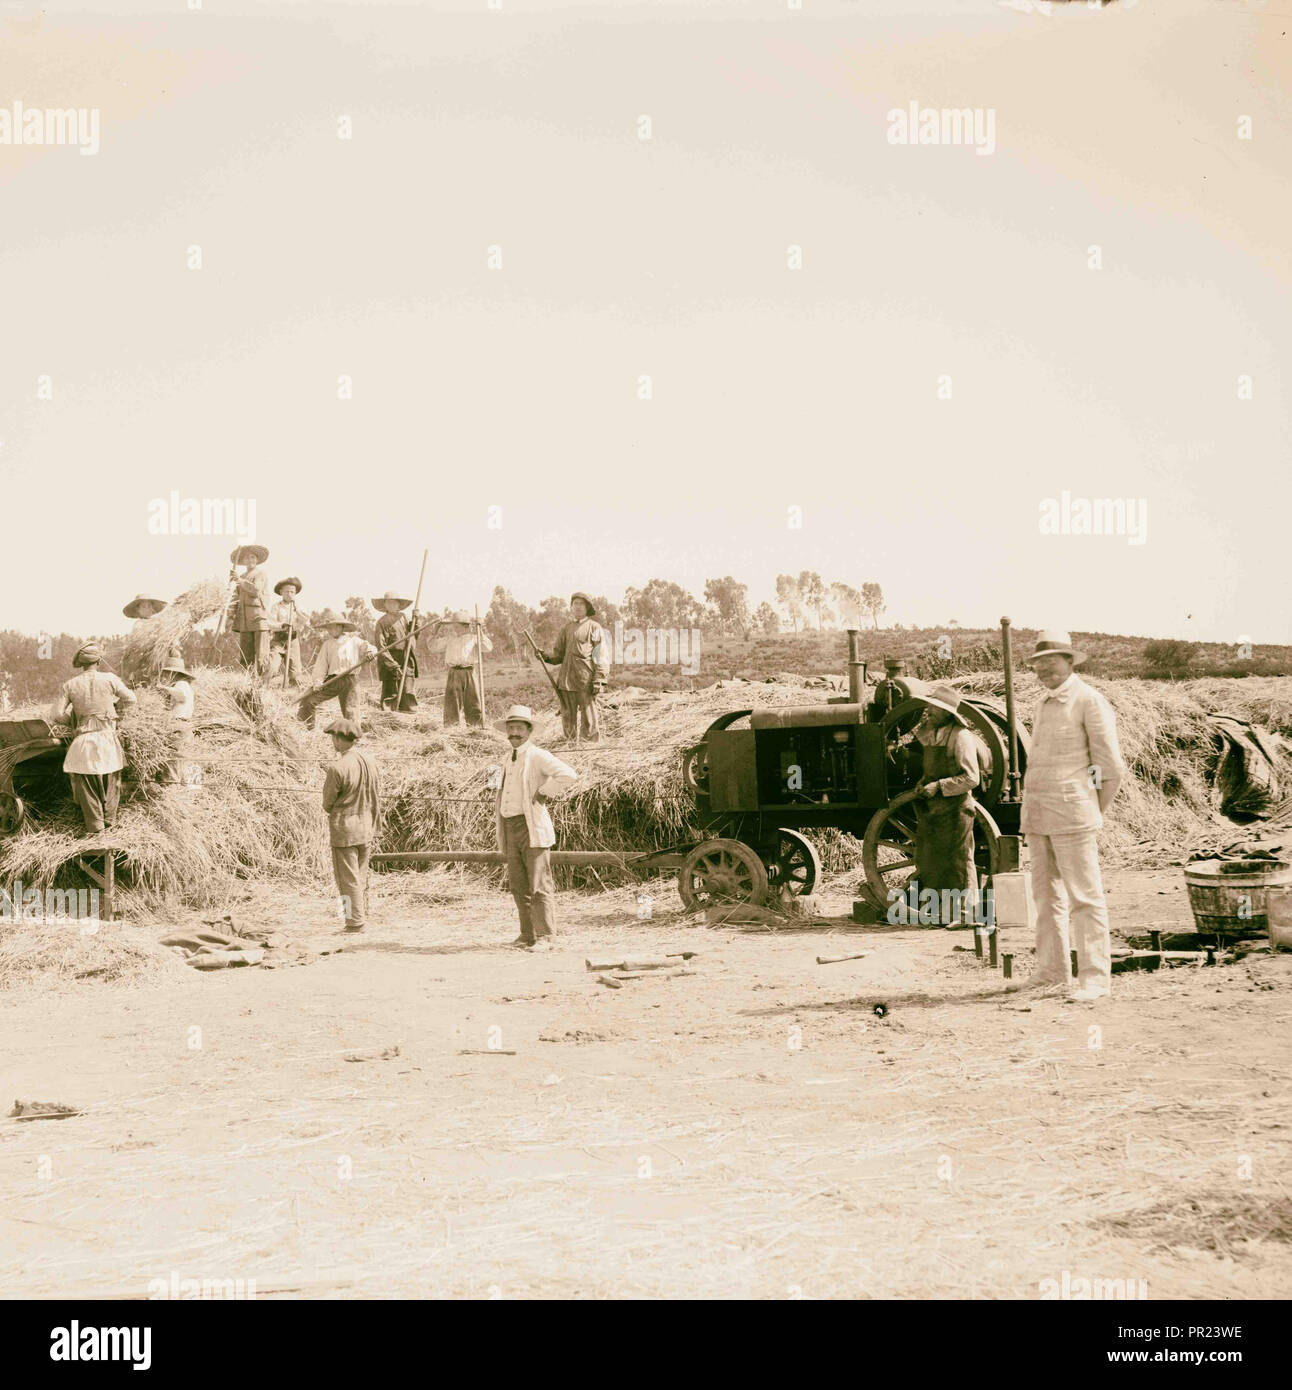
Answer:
[
  {"xmin": 816, "ymin": 951, "xmax": 869, "ymax": 965},
  {"xmin": 456, "ymin": 1049, "xmax": 518, "ymax": 1056}
]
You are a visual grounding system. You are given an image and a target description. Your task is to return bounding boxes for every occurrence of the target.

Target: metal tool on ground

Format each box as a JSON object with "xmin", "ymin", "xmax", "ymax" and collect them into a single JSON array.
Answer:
[{"xmin": 395, "ymin": 549, "xmax": 428, "ymax": 713}]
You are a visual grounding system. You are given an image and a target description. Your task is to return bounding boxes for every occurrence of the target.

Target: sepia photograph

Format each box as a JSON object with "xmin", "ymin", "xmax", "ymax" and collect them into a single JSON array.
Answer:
[{"xmin": 1, "ymin": 0, "xmax": 1289, "ymax": 1349}]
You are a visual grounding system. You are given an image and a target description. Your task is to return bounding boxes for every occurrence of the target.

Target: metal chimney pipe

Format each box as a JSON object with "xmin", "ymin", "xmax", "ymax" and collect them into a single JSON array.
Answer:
[{"xmin": 846, "ymin": 629, "xmax": 864, "ymax": 703}]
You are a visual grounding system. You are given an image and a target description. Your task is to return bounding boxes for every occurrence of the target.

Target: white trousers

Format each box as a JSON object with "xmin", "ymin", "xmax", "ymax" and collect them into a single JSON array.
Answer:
[{"xmin": 1028, "ymin": 830, "xmax": 1112, "ymax": 993}]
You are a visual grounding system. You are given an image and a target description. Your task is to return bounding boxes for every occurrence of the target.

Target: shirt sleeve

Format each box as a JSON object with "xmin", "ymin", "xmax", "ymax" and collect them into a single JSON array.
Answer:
[
  {"xmin": 322, "ymin": 763, "xmax": 342, "ymax": 812},
  {"xmin": 111, "ymin": 674, "xmax": 137, "ymax": 707},
  {"xmin": 590, "ymin": 622, "xmax": 608, "ymax": 680},
  {"xmin": 535, "ymin": 749, "xmax": 578, "ymax": 797},
  {"xmin": 1083, "ymin": 689, "xmax": 1125, "ymax": 809},
  {"xmin": 313, "ymin": 644, "xmax": 328, "ymax": 684},
  {"xmin": 936, "ymin": 728, "xmax": 980, "ymax": 796}
]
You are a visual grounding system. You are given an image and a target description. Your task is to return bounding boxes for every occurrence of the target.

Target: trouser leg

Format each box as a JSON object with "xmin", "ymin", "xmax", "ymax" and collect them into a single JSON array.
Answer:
[
  {"xmin": 238, "ymin": 630, "xmax": 256, "ymax": 669},
  {"xmin": 444, "ymin": 669, "xmax": 464, "ymax": 725},
  {"xmin": 1028, "ymin": 833, "xmax": 1071, "ymax": 983},
  {"xmin": 69, "ymin": 773, "xmax": 105, "ymax": 833},
  {"xmin": 331, "ymin": 843, "xmax": 369, "ymax": 928},
  {"xmin": 338, "ymin": 675, "xmax": 361, "ymax": 723},
  {"xmin": 1051, "ymin": 830, "xmax": 1111, "ymax": 993},
  {"xmin": 526, "ymin": 846, "xmax": 556, "ymax": 939},
  {"xmin": 461, "ymin": 669, "xmax": 483, "ymax": 726},
  {"xmin": 287, "ymin": 643, "xmax": 303, "ymax": 686},
  {"xmin": 504, "ymin": 816, "xmax": 534, "ymax": 940},
  {"xmin": 556, "ymin": 689, "xmax": 578, "ymax": 739},
  {"xmin": 578, "ymin": 690, "xmax": 600, "ymax": 741}
]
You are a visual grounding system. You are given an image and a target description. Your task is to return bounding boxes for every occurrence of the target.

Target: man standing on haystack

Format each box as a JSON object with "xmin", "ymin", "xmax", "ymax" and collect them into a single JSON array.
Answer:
[
  {"xmin": 1010, "ymin": 630, "xmax": 1126, "ymax": 1003},
  {"xmin": 911, "ymin": 683, "xmax": 982, "ymax": 926},
  {"xmin": 539, "ymin": 592, "xmax": 608, "ymax": 742},
  {"xmin": 298, "ymin": 610, "xmax": 375, "ymax": 728},
  {"xmin": 268, "ymin": 577, "xmax": 305, "ymax": 687},
  {"xmin": 494, "ymin": 704, "xmax": 577, "ymax": 950},
  {"xmin": 56, "ymin": 644, "xmax": 137, "ymax": 836},
  {"xmin": 372, "ymin": 590, "xmax": 419, "ymax": 712},
  {"xmin": 227, "ymin": 544, "xmax": 272, "ymax": 675},
  {"xmin": 322, "ymin": 718, "xmax": 381, "ymax": 933},
  {"xmin": 433, "ymin": 612, "xmax": 491, "ymax": 727}
]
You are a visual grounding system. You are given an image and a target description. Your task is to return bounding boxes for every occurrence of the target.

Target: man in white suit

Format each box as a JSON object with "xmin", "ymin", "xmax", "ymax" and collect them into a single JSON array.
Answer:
[{"xmin": 493, "ymin": 704, "xmax": 577, "ymax": 951}]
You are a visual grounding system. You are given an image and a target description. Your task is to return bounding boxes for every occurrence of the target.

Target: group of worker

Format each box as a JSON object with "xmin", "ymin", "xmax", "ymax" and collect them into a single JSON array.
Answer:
[
  {"xmin": 65, "ymin": 576, "xmax": 1127, "ymax": 988},
  {"xmin": 909, "ymin": 629, "xmax": 1125, "ymax": 1003}
]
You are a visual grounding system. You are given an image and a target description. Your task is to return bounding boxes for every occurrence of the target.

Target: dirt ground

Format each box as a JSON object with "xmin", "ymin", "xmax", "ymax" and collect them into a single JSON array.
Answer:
[{"xmin": 2, "ymin": 866, "xmax": 1290, "ymax": 1300}]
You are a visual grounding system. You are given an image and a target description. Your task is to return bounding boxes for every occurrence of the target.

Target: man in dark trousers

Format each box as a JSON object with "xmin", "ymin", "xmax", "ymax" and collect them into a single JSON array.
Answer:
[
  {"xmin": 322, "ymin": 718, "xmax": 381, "ymax": 932},
  {"xmin": 372, "ymin": 590, "xmax": 419, "ymax": 711},
  {"xmin": 493, "ymin": 704, "xmax": 577, "ymax": 951},
  {"xmin": 911, "ymin": 684, "xmax": 982, "ymax": 926},
  {"xmin": 540, "ymin": 591, "xmax": 608, "ymax": 742}
]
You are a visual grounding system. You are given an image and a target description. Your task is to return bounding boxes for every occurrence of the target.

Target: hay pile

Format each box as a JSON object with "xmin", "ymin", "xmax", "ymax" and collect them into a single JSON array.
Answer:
[
  {"xmin": 120, "ymin": 577, "xmax": 228, "ymax": 686},
  {"xmin": 2, "ymin": 664, "xmax": 1288, "ymax": 922}
]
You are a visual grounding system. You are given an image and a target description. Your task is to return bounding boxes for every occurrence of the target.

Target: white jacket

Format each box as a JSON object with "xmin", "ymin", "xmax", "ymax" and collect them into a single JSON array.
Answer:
[{"xmin": 494, "ymin": 743, "xmax": 578, "ymax": 850}]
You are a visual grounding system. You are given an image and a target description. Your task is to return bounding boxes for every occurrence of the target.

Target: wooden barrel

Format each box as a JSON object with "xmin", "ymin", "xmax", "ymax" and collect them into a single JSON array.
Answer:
[
  {"xmin": 1184, "ymin": 859, "xmax": 1292, "ymax": 936},
  {"xmin": 1268, "ymin": 887, "xmax": 1292, "ymax": 951}
]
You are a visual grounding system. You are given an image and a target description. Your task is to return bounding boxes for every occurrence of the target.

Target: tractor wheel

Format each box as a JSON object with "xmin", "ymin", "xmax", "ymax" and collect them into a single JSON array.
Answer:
[
  {"xmin": 681, "ymin": 743, "xmax": 708, "ymax": 797},
  {"xmin": 764, "ymin": 828, "xmax": 821, "ymax": 898},
  {"xmin": 677, "ymin": 838, "xmax": 769, "ymax": 911},
  {"xmin": 861, "ymin": 791, "xmax": 1001, "ymax": 914}
]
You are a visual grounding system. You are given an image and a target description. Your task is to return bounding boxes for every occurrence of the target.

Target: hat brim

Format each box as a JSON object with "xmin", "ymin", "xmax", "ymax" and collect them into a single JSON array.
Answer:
[
  {"xmin": 275, "ymin": 579, "xmax": 302, "ymax": 596},
  {"xmin": 123, "ymin": 598, "xmax": 167, "ymax": 618},
  {"xmin": 494, "ymin": 716, "xmax": 534, "ymax": 733},
  {"xmin": 231, "ymin": 545, "xmax": 269, "ymax": 566},
  {"xmin": 917, "ymin": 697, "xmax": 968, "ymax": 728},
  {"xmin": 373, "ymin": 597, "xmax": 412, "ymax": 611},
  {"xmin": 1025, "ymin": 648, "xmax": 1086, "ymax": 666}
]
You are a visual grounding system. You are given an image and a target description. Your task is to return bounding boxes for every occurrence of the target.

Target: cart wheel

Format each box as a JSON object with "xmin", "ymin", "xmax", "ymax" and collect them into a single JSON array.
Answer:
[
  {"xmin": 681, "ymin": 743, "xmax": 709, "ymax": 797},
  {"xmin": 0, "ymin": 793, "xmax": 26, "ymax": 836},
  {"xmin": 861, "ymin": 791, "xmax": 1001, "ymax": 914},
  {"xmin": 765, "ymin": 828, "xmax": 821, "ymax": 897},
  {"xmin": 677, "ymin": 838, "xmax": 769, "ymax": 911}
]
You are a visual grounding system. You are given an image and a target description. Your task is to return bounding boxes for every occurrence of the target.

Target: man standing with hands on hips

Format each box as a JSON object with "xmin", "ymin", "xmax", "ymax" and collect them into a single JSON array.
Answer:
[
  {"xmin": 1011, "ymin": 630, "xmax": 1125, "ymax": 1002},
  {"xmin": 493, "ymin": 705, "xmax": 577, "ymax": 951}
]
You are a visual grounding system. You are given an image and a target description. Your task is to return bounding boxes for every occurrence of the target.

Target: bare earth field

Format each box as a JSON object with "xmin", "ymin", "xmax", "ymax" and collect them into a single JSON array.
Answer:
[{"xmin": 2, "ymin": 868, "xmax": 1290, "ymax": 1301}]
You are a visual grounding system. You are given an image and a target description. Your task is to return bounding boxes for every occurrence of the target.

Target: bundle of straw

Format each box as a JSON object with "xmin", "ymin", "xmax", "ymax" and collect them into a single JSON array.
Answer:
[{"xmin": 120, "ymin": 577, "xmax": 228, "ymax": 686}]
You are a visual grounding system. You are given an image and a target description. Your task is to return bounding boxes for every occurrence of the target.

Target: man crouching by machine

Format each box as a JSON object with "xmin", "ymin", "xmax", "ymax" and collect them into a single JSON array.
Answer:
[{"xmin": 911, "ymin": 683, "xmax": 982, "ymax": 926}]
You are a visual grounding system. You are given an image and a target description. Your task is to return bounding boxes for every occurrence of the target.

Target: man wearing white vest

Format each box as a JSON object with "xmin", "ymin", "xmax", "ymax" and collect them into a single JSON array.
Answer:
[
  {"xmin": 1012, "ymin": 630, "xmax": 1126, "ymax": 1002},
  {"xmin": 493, "ymin": 705, "xmax": 577, "ymax": 950}
]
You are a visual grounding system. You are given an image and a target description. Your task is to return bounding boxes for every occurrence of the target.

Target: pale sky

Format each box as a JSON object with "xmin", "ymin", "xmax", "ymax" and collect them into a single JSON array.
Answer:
[{"xmin": 2, "ymin": 0, "xmax": 1289, "ymax": 644}]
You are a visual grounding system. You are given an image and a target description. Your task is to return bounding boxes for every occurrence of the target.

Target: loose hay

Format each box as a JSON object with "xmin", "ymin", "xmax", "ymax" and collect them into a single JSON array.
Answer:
[
  {"xmin": 120, "ymin": 576, "xmax": 228, "ymax": 686},
  {"xmin": 0, "ymin": 921, "xmax": 191, "ymax": 991}
]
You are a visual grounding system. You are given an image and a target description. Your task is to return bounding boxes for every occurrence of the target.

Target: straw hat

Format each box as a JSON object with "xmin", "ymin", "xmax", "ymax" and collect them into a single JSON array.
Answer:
[
  {"xmin": 570, "ymin": 591, "xmax": 596, "ymax": 616},
  {"xmin": 314, "ymin": 609, "xmax": 356, "ymax": 632},
  {"xmin": 494, "ymin": 703, "xmax": 535, "ymax": 733},
  {"xmin": 230, "ymin": 544, "xmax": 269, "ymax": 567},
  {"xmin": 448, "ymin": 611, "xmax": 472, "ymax": 625},
  {"xmin": 1023, "ymin": 630, "xmax": 1087, "ymax": 666},
  {"xmin": 123, "ymin": 593, "xmax": 167, "ymax": 619},
  {"xmin": 325, "ymin": 718, "xmax": 362, "ymax": 741},
  {"xmin": 916, "ymin": 683, "xmax": 969, "ymax": 728},
  {"xmin": 274, "ymin": 577, "xmax": 302, "ymax": 597},
  {"xmin": 161, "ymin": 657, "xmax": 194, "ymax": 680},
  {"xmin": 372, "ymin": 591, "xmax": 412, "ymax": 613},
  {"xmin": 73, "ymin": 642, "xmax": 103, "ymax": 667}
]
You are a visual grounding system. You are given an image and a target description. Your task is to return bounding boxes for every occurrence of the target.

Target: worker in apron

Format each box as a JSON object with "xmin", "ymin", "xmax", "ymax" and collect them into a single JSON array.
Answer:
[
  {"xmin": 913, "ymin": 683, "xmax": 982, "ymax": 926},
  {"xmin": 56, "ymin": 644, "xmax": 137, "ymax": 835}
]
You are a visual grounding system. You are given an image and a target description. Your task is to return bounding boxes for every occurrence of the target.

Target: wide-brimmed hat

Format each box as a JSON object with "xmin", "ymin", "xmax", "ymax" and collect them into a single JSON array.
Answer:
[
  {"xmin": 448, "ymin": 610, "xmax": 472, "ymax": 625},
  {"xmin": 314, "ymin": 608, "xmax": 356, "ymax": 632},
  {"xmin": 274, "ymin": 577, "xmax": 302, "ymax": 597},
  {"xmin": 161, "ymin": 657, "xmax": 194, "ymax": 680},
  {"xmin": 73, "ymin": 642, "xmax": 103, "ymax": 667},
  {"xmin": 494, "ymin": 703, "xmax": 535, "ymax": 733},
  {"xmin": 916, "ymin": 683, "xmax": 969, "ymax": 728},
  {"xmin": 325, "ymin": 718, "xmax": 362, "ymax": 741},
  {"xmin": 372, "ymin": 591, "xmax": 412, "ymax": 612},
  {"xmin": 230, "ymin": 544, "xmax": 269, "ymax": 567},
  {"xmin": 123, "ymin": 593, "xmax": 167, "ymax": 619},
  {"xmin": 570, "ymin": 591, "xmax": 596, "ymax": 616},
  {"xmin": 1023, "ymin": 630, "xmax": 1087, "ymax": 666}
]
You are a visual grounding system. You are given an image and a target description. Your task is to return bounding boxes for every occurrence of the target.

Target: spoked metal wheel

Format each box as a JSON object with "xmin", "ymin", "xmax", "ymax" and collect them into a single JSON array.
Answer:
[
  {"xmin": 681, "ymin": 743, "xmax": 709, "ymax": 797},
  {"xmin": 677, "ymin": 837, "xmax": 769, "ymax": 911},
  {"xmin": 764, "ymin": 828, "xmax": 821, "ymax": 897},
  {"xmin": 861, "ymin": 791, "xmax": 1001, "ymax": 914}
]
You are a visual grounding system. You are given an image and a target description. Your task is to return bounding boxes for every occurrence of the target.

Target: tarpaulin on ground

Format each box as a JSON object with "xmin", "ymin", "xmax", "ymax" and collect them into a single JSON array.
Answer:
[{"xmin": 1208, "ymin": 714, "xmax": 1284, "ymax": 821}]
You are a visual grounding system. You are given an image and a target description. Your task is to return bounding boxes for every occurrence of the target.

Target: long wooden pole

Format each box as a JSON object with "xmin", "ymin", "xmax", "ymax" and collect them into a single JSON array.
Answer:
[
  {"xmin": 294, "ymin": 613, "xmax": 434, "ymax": 705},
  {"xmin": 1000, "ymin": 615, "xmax": 1021, "ymax": 801},
  {"xmin": 474, "ymin": 602, "xmax": 486, "ymax": 720},
  {"xmin": 522, "ymin": 627, "xmax": 561, "ymax": 701},
  {"xmin": 395, "ymin": 549, "xmax": 428, "ymax": 712},
  {"xmin": 281, "ymin": 605, "xmax": 295, "ymax": 692}
]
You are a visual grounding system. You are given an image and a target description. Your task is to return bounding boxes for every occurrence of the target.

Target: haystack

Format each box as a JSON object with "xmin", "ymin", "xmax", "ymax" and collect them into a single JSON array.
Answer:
[{"xmin": 120, "ymin": 576, "xmax": 228, "ymax": 686}]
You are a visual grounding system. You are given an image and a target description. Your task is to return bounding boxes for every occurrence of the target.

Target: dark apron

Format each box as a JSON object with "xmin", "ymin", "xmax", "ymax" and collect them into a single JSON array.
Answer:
[{"xmin": 915, "ymin": 737, "xmax": 976, "ymax": 897}]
